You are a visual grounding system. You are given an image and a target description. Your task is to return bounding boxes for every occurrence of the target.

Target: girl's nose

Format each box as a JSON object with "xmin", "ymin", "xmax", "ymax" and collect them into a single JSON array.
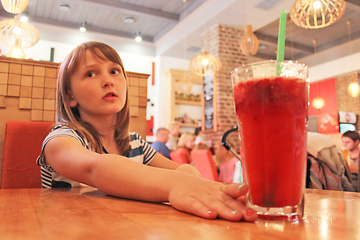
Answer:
[{"xmin": 102, "ymin": 75, "xmax": 114, "ymax": 88}]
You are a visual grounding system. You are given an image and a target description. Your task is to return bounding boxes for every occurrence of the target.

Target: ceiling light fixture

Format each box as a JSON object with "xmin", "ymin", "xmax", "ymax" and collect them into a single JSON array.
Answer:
[
  {"xmin": 123, "ymin": 16, "xmax": 135, "ymax": 23},
  {"xmin": 311, "ymin": 39, "xmax": 325, "ymax": 110},
  {"xmin": 58, "ymin": 3, "xmax": 70, "ymax": 12},
  {"xmin": 0, "ymin": 15, "xmax": 40, "ymax": 59},
  {"xmin": 79, "ymin": 22, "xmax": 86, "ymax": 32},
  {"xmin": 20, "ymin": 13, "xmax": 28, "ymax": 22},
  {"xmin": 240, "ymin": 0, "xmax": 259, "ymax": 56},
  {"xmin": 189, "ymin": 0, "xmax": 222, "ymax": 77},
  {"xmin": 135, "ymin": 32, "xmax": 142, "ymax": 42},
  {"xmin": 290, "ymin": 0, "xmax": 346, "ymax": 29},
  {"xmin": 1, "ymin": 0, "xmax": 29, "ymax": 14},
  {"xmin": 190, "ymin": 51, "xmax": 222, "ymax": 77},
  {"xmin": 240, "ymin": 24, "xmax": 259, "ymax": 56}
]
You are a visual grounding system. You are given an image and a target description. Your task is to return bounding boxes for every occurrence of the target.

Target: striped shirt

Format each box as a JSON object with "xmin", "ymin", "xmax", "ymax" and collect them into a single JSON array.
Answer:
[{"xmin": 36, "ymin": 125, "xmax": 156, "ymax": 188}]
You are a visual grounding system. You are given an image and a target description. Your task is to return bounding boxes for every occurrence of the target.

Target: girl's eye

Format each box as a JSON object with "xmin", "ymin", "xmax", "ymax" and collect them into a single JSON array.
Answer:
[
  {"xmin": 110, "ymin": 69, "xmax": 120, "ymax": 75},
  {"xmin": 86, "ymin": 72, "xmax": 95, "ymax": 78}
]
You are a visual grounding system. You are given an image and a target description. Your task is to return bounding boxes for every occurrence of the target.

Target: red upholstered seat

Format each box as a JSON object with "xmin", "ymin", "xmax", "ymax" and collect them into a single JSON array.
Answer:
[
  {"xmin": 1, "ymin": 121, "xmax": 54, "ymax": 189},
  {"xmin": 170, "ymin": 147, "xmax": 191, "ymax": 165},
  {"xmin": 191, "ymin": 149, "xmax": 219, "ymax": 181}
]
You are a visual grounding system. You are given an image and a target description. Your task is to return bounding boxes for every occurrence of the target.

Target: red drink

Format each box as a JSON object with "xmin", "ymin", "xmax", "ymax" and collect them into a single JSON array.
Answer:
[{"xmin": 233, "ymin": 76, "xmax": 308, "ymax": 208}]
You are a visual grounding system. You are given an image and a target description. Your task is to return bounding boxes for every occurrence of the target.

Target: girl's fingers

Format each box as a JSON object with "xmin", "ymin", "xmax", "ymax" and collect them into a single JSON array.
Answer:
[
  {"xmin": 221, "ymin": 183, "xmax": 249, "ymax": 199},
  {"xmin": 176, "ymin": 197, "xmax": 218, "ymax": 220}
]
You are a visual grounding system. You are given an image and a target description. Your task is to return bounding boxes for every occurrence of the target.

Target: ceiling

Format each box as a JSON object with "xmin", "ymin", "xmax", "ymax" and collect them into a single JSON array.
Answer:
[{"xmin": 0, "ymin": 0, "xmax": 360, "ymax": 64}]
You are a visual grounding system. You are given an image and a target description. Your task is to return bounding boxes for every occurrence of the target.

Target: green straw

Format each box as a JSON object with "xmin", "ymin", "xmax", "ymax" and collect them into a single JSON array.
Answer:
[{"xmin": 276, "ymin": 10, "xmax": 287, "ymax": 76}]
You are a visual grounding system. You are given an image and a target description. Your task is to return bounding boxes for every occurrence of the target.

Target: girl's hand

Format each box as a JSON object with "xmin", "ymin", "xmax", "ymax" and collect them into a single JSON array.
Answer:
[
  {"xmin": 168, "ymin": 178, "xmax": 258, "ymax": 222},
  {"xmin": 175, "ymin": 164, "xmax": 201, "ymax": 177}
]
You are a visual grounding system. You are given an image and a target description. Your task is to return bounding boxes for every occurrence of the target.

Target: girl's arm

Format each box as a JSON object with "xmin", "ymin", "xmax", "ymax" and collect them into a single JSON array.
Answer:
[
  {"xmin": 44, "ymin": 136, "xmax": 257, "ymax": 222},
  {"xmin": 149, "ymin": 152, "xmax": 200, "ymax": 176}
]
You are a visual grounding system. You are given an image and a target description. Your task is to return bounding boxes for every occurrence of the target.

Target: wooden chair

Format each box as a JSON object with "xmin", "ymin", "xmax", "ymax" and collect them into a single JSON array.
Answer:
[
  {"xmin": 191, "ymin": 149, "xmax": 219, "ymax": 181},
  {"xmin": 0, "ymin": 121, "xmax": 54, "ymax": 189}
]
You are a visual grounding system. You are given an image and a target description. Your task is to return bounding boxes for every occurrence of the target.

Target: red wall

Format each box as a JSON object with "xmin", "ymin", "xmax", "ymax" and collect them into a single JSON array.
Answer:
[
  {"xmin": 309, "ymin": 78, "xmax": 339, "ymax": 133},
  {"xmin": 309, "ymin": 78, "xmax": 338, "ymax": 116}
]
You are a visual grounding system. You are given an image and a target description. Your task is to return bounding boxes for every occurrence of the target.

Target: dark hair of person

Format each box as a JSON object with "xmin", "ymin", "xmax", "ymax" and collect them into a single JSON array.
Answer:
[{"xmin": 342, "ymin": 130, "xmax": 360, "ymax": 142}]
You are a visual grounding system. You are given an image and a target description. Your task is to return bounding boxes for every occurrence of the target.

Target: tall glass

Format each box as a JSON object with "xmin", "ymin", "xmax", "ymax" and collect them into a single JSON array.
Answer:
[{"xmin": 231, "ymin": 60, "xmax": 309, "ymax": 221}]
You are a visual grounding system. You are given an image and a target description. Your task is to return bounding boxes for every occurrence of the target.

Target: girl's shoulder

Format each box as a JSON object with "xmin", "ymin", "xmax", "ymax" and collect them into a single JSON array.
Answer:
[{"xmin": 47, "ymin": 124, "xmax": 89, "ymax": 149}]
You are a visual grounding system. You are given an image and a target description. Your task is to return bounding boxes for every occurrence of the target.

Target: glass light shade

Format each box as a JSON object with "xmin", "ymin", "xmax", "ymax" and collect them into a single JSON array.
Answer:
[
  {"xmin": 240, "ymin": 24, "xmax": 259, "ymax": 56},
  {"xmin": 290, "ymin": 0, "xmax": 346, "ymax": 29},
  {"xmin": 312, "ymin": 97, "xmax": 325, "ymax": 109},
  {"xmin": 348, "ymin": 82, "xmax": 360, "ymax": 98},
  {"xmin": 1, "ymin": 0, "xmax": 29, "ymax": 14},
  {"xmin": 189, "ymin": 51, "xmax": 222, "ymax": 77},
  {"xmin": 0, "ymin": 15, "xmax": 39, "ymax": 49}
]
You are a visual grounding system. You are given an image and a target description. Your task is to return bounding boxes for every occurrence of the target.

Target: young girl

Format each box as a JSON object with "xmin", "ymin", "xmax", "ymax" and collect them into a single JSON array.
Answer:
[{"xmin": 36, "ymin": 41, "xmax": 257, "ymax": 222}]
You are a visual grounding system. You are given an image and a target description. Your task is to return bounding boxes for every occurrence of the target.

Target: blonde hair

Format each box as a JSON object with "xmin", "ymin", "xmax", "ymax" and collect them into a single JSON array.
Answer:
[
  {"xmin": 178, "ymin": 132, "xmax": 195, "ymax": 147},
  {"xmin": 57, "ymin": 41, "xmax": 131, "ymax": 155}
]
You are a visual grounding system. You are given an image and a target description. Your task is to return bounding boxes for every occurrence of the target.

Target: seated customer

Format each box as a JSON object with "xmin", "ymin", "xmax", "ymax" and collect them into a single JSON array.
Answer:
[
  {"xmin": 341, "ymin": 130, "xmax": 360, "ymax": 185},
  {"xmin": 166, "ymin": 122, "xmax": 181, "ymax": 151},
  {"xmin": 215, "ymin": 139, "xmax": 239, "ymax": 183},
  {"xmin": 172, "ymin": 133, "xmax": 195, "ymax": 164},
  {"xmin": 151, "ymin": 128, "xmax": 171, "ymax": 159},
  {"xmin": 177, "ymin": 132, "xmax": 196, "ymax": 154}
]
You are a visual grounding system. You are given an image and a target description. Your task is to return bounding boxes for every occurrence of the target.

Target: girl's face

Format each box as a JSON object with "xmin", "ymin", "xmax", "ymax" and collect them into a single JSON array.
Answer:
[
  {"xmin": 68, "ymin": 49, "xmax": 127, "ymax": 122},
  {"xmin": 186, "ymin": 137, "xmax": 195, "ymax": 149}
]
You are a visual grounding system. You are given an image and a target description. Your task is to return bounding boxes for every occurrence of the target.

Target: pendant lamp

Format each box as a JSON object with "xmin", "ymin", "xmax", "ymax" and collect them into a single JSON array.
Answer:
[
  {"xmin": 1, "ymin": 0, "xmax": 29, "ymax": 14},
  {"xmin": 311, "ymin": 40, "xmax": 325, "ymax": 110},
  {"xmin": 190, "ymin": 51, "xmax": 222, "ymax": 77},
  {"xmin": 240, "ymin": 24, "xmax": 259, "ymax": 56},
  {"xmin": 0, "ymin": 15, "xmax": 40, "ymax": 58},
  {"xmin": 290, "ymin": 0, "xmax": 346, "ymax": 29}
]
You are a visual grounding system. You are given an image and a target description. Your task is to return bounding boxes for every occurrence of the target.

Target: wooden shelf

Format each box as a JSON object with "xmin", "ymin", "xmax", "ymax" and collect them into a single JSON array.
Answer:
[
  {"xmin": 175, "ymin": 99, "xmax": 201, "ymax": 106},
  {"xmin": 178, "ymin": 123, "xmax": 201, "ymax": 128}
]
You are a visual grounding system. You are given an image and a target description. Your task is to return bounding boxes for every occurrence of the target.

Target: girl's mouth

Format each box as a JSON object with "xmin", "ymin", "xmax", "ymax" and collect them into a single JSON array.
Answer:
[{"xmin": 103, "ymin": 92, "xmax": 117, "ymax": 98}]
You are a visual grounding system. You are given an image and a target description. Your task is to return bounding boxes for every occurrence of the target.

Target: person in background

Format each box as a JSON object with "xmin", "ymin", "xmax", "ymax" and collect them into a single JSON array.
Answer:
[
  {"xmin": 194, "ymin": 127, "xmax": 204, "ymax": 145},
  {"xmin": 177, "ymin": 132, "xmax": 196, "ymax": 155},
  {"xmin": 215, "ymin": 139, "xmax": 239, "ymax": 183},
  {"xmin": 166, "ymin": 122, "xmax": 181, "ymax": 151},
  {"xmin": 36, "ymin": 41, "xmax": 257, "ymax": 222},
  {"xmin": 342, "ymin": 130, "xmax": 360, "ymax": 183},
  {"xmin": 151, "ymin": 128, "xmax": 171, "ymax": 159},
  {"xmin": 194, "ymin": 127, "xmax": 212, "ymax": 150}
]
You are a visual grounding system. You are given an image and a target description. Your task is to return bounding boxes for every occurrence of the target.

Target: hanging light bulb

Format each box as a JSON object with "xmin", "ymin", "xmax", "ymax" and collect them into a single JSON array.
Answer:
[
  {"xmin": 8, "ymin": 39, "xmax": 25, "ymax": 58},
  {"xmin": 348, "ymin": 82, "xmax": 360, "ymax": 97},
  {"xmin": 312, "ymin": 97, "xmax": 325, "ymax": 109},
  {"xmin": 240, "ymin": 24, "xmax": 259, "ymax": 56},
  {"xmin": 348, "ymin": 73, "xmax": 360, "ymax": 97},
  {"xmin": 134, "ymin": 32, "xmax": 142, "ymax": 42},
  {"xmin": 79, "ymin": 22, "xmax": 86, "ymax": 32}
]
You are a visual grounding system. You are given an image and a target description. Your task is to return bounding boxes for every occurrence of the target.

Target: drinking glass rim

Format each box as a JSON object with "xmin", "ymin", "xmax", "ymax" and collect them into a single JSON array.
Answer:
[{"xmin": 231, "ymin": 60, "xmax": 308, "ymax": 74}]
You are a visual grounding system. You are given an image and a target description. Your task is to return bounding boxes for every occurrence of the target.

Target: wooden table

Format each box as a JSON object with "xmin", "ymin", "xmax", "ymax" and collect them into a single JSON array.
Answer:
[{"xmin": 0, "ymin": 187, "xmax": 359, "ymax": 240}]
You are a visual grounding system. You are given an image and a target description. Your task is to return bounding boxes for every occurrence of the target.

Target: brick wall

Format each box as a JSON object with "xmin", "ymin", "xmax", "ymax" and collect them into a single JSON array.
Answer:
[
  {"xmin": 201, "ymin": 24, "xmax": 247, "ymax": 152},
  {"xmin": 335, "ymin": 72, "xmax": 360, "ymax": 130}
]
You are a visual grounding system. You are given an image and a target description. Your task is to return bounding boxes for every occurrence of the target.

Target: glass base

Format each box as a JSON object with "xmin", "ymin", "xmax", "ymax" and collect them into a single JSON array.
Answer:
[{"xmin": 246, "ymin": 194, "xmax": 304, "ymax": 222}]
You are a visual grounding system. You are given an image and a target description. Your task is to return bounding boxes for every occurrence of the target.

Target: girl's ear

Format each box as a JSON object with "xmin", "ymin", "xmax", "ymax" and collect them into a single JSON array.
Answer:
[{"xmin": 67, "ymin": 91, "xmax": 78, "ymax": 108}]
